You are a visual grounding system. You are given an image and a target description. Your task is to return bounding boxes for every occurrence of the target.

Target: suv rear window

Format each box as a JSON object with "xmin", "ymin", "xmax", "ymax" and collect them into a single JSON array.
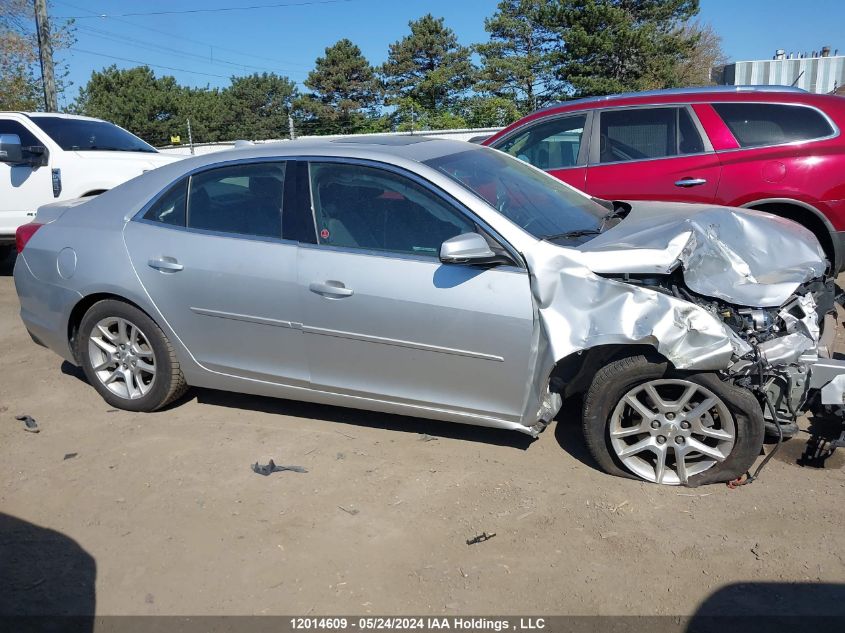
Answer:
[{"xmin": 712, "ymin": 103, "xmax": 834, "ymax": 148}]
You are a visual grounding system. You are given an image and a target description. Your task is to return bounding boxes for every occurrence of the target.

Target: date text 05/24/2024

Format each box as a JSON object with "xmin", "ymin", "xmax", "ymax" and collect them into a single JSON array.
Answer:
[{"xmin": 289, "ymin": 617, "xmax": 546, "ymax": 631}]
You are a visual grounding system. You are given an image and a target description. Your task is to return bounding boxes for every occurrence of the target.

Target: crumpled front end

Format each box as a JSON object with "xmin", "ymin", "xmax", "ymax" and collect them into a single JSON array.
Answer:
[{"xmin": 520, "ymin": 202, "xmax": 845, "ymax": 437}]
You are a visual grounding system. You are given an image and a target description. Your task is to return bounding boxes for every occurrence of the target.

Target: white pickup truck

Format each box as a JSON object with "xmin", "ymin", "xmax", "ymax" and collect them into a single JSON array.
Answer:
[{"xmin": 0, "ymin": 112, "xmax": 182, "ymax": 260}]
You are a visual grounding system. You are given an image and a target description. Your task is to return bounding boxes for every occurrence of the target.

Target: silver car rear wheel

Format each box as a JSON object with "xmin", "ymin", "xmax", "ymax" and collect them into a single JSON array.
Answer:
[
  {"xmin": 609, "ymin": 379, "xmax": 736, "ymax": 485},
  {"xmin": 87, "ymin": 316, "xmax": 157, "ymax": 400}
]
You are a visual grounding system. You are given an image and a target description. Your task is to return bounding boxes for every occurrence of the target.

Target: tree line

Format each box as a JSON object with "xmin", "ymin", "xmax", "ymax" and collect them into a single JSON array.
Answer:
[{"xmin": 2, "ymin": 0, "xmax": 725, "ymax": 146}]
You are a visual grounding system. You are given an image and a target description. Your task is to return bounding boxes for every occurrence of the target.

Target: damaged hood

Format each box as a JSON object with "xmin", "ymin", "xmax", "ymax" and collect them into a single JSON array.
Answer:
[{"xmin": 576, "ymin": 201, "xmax": 827, "ymax": 307}]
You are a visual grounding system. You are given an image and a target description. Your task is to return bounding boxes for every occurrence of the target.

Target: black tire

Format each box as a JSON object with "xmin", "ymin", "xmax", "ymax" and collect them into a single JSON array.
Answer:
[
  {"xmin": 75, "ymin": 299, "xmax": 188, "ymax": 412},
  {"xmin": 582, "ymin": 355, "xmax": 765, "ymax": 487},
  {"xmin": 0, "ymin": 244, "xmax": 12, "ymax": 262}
]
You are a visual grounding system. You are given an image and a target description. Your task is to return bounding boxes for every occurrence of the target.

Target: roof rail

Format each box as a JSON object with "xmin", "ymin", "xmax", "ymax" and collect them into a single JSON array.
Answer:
[{"xmin": 537, "ymin": 85, "xmax": 808, "ymax": 113}]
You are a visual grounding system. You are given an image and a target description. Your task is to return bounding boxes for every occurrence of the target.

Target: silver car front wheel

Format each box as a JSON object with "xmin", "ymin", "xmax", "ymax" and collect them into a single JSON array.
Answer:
[
  {"xmin": 582, "ymin": 355, "xmax": 764, "ymax": 487},
  {"xmin": 87, "ymin": 316, "xmax": 157, "ymax": 400},
  {"xmin": 609, "ymin": 379, "xmax": 736, "ymax": 485}
]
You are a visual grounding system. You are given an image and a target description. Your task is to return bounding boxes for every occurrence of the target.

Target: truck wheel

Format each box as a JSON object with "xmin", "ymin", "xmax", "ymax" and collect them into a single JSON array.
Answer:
[
  {"xmin": 76, "ymin": 299, "xmax": 188, "ymax": 412},
  {"xmin": 582, "ymin": 355, "xmax": 764, "ymax": 486}
]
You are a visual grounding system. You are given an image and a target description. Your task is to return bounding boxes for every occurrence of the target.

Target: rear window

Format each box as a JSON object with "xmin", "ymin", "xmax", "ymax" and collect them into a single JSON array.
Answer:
[{"xmin": 712, "ymin": 103, "xmax": 834, "ymax": 148}]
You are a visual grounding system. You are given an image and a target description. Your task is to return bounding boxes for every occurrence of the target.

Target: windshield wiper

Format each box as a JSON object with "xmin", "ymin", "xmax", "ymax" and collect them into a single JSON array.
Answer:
[{"xmin": 541, "ymin": 228, "xmax": 602, "ymax": 242}]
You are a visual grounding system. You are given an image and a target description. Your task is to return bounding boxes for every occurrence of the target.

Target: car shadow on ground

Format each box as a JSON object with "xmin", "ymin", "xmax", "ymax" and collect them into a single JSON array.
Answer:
[
  {"xmin": 59, "ymin": 361, "xmax": 536, "ymax": 450},
  {"xmin": 60, "ymin": 357, "xmax": 615, "ymax": 456},
  {"xmin": 0, "ymin": 513, "xmax": 96, "ymax": 629},
  {"xmin": 771, "ymin": 408, "xmax": 845, "ymax": 470},
  {"xmin": 553, "ymin": 394, "xmax": 603, "ymax": 473},
  {"xmin": 0, "ymin": 251, "xmax": 14, "ymax": 276},
  {"xmin": 193, "ymin": 387, "xmax": 537, "ymax": 450},
  {"xmin": 687, "ymin": 582, "xmax": 845, "ymax": 633}
]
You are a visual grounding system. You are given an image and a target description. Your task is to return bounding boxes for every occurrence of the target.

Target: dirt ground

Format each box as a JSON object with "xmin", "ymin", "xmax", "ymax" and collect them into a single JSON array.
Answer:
[{"xmin": 1, "ymin": 251, "xmax": 844, "ymax": 618}]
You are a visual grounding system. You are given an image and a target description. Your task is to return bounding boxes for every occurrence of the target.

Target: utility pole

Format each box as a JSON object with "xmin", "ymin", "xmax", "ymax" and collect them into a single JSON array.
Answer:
[
  {"xmin": 186, "ymin": 118, "xmax": 194, "ymax": 155},
  {"xmin": 33, "ymin": 0, "xmax": 58, "ymax": 112}
]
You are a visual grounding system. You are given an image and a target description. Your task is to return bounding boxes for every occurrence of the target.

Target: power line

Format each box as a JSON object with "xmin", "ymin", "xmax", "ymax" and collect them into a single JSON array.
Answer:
[
  {"xmin": 75, "ymin": 24, "xmax": 308, "ymax": 77},
  {"xmin": 68, "ymin": 47, "xmax": 230, "ymax": 79},
  {"xmin": 56, "ymin": 0, "xmax": 355, "ymax": 19},
  {"xmin": 54, "ymin": 0, "xmax": 316, "ymax": 69}
]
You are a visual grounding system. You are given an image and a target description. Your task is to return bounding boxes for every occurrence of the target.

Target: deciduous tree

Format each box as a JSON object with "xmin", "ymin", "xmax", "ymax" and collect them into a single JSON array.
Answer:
[{"xmin": 0, "ymin": 0, "xmax": 74, "ymax": 110}]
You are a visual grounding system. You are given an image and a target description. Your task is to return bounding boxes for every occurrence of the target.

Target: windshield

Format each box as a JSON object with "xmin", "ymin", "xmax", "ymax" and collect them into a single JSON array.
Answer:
[
  {"xmin": 424, "ymin": 147, "xmax": 607, "ymax": 243},
  {"xmin": 29, "ymin": 116, "xmax": 157, "ymax": 153}
]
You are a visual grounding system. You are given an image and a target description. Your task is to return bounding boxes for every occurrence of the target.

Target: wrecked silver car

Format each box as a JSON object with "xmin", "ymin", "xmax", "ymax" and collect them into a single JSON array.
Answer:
[{"xmin": 13, "ymin": 138, "xmax": 845, "ymax": 486}]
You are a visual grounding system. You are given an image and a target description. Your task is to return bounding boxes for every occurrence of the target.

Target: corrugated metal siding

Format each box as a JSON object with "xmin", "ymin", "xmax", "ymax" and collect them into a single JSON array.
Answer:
[{"xmin": 721, "ymin": 55, "xmax": 845, "ymax": 93}]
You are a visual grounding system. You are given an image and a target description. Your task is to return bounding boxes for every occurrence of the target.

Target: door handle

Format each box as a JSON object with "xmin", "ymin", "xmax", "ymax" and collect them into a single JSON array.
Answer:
[
  {"xmin": 148, "ymin": 257, "xmax": 184, "ymax": 272},
  {"xmin": 674, "ymin": 177, "xmax": 707, "ymax": 188},
  {"xmin": 309, "ymin": 280, "xmax": 353, "ymax": 298}
]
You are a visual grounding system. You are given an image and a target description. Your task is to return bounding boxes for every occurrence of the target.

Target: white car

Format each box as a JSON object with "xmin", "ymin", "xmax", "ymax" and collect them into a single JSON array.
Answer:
[{"xmin": 0, "ymin": 112, "xmax": 182, "ymax": 259}]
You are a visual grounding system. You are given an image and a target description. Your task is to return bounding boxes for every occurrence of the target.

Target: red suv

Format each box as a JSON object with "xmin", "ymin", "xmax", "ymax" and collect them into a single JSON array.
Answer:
[{"xmin": 484, "ymin": 86, "xmax": 845, "ymax": 272}]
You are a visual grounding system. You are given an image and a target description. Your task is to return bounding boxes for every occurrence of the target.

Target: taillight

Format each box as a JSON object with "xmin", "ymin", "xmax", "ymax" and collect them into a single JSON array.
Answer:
[{"xmin": 15, "ymin": 222, "xmax": 44, "ymax": 254}]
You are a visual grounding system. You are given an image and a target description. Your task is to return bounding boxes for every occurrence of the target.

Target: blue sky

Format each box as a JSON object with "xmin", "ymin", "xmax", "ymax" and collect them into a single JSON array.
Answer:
[{"xmin": 50, "ymin": 0, "xmax": 845, "ymax": 106}]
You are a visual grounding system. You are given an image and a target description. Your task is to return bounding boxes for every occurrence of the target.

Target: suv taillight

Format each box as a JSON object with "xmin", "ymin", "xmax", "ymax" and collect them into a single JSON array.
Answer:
[{"xmin": 15, "ymin": 222, "xmax": 44, "ymax": 253}]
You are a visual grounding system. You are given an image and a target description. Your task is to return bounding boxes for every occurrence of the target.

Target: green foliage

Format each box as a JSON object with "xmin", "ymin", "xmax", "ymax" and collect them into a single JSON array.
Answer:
[
  {"xmin": 382, "ymin": 14, "xmax": 475, "ymax": 116},
  {"xmin": 459, "ymin": 95, "xmax": 522, "ymax": 128},
  {"xmin": 0, "ymin": 0, "xmax": 75, "ymax": 110},
  {"xmin": 299, "ymin": 39, "xmax": 380, "ymax": 135},
  {"xmin": 73, "ymin": 68, "xmax": 298, "ymax": 144},
  {"xmin": 548, "ymin": 0, "xmax": 701, "ymax": 96},
  {"xmin": 475, "ymin": 0, "xmax": 561, "ymax": 113},
  {"xmin": 221, "ymin": 73, "xmax": 299, "ymax": 140},
  {"xmin": 179, "ymin": 87, "xmax": 227, "ymax": 143},
  {"xmin": 71, "ymin": 66, "xmax": 183, "ymax": 145}
]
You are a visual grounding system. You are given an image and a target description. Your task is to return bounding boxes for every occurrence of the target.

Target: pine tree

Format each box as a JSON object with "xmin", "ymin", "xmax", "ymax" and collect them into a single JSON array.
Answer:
[
  {"xmin": 381, "ymin": 14, "xmax": 475, "ymax": 119},
  {"xmin": 476, "ymin": 0, "xmax": 561, "ymax": 113},
  {"xmin": 299, "ymin": 39, "xmax": 380, "ymax": 135}
]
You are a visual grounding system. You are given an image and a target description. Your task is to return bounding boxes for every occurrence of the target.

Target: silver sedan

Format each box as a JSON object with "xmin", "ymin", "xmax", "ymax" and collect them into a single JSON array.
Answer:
[{"xmin": 14, "ymin": 137, "xmax": 845, "ymax": 486}]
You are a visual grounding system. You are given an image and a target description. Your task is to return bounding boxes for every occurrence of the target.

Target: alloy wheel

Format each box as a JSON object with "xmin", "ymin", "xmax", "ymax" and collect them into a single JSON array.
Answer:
[
  {"xmin": 609, "ymin": 379, "xmax": 736, "ymax": 485},
  {"xmin": 87, "ymin": 316, "xmax": 157, "ymax": 400}
]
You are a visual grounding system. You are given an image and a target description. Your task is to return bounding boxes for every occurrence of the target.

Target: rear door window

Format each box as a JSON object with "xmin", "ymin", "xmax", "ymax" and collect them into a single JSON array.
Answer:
[
  {"xmin": 143, "ymin": 179, "xmax": 187, "ymax": 226},
  {"xmin": 712, "ymin": 103, "xmax": 834, "ymax": 148},
  {"xmin": 597, "ymin": 107, "xmax": 705, "ymax": 163},
  {"xmin": 495, "ymin": 114, "xmax": 588, "ymax": 170},
  {"xmin": 187, "ymin": 162, "xmax": 286, "ymax": 238}
]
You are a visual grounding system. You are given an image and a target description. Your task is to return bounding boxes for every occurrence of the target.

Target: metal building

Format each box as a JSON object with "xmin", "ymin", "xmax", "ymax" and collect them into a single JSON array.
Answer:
[{"xmin": 718, "ymin": 46, "xmax": 845, "ymax": 94}]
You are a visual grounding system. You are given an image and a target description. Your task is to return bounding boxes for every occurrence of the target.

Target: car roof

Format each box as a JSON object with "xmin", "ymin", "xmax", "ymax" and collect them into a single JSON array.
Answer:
[
  {"xmin": 485, "ymin": 85, "xmax": 845, "ymax": 145},
  {"xmin": 535, "ymin": 85, "xmax": 809, "ymax": 114},
  {"xmin": 85, "ymin": 136, "xmax": 489, "ymax": 220},
  {"xmin": 17, "ymin": 112, "xmax": 106, "ymax": 122},
  {"xmin": 169, "ymin": 136, "xmax": 478, "ymax": 168}
]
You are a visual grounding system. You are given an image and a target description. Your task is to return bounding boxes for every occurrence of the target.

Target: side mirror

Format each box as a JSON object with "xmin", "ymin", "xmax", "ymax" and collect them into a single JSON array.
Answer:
[
  {"xmin": 439, "ymin": 232, "xmax": 498, "ymax": 265},
  {"xmin": 0, "ymin": 134, "xmax": 23, "ymax": 164}
]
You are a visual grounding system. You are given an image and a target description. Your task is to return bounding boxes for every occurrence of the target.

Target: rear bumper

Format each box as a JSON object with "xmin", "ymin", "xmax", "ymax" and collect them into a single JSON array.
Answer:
[{"xmin": 13, "ymin": 254, "xmax": 80, "ymax": 363}]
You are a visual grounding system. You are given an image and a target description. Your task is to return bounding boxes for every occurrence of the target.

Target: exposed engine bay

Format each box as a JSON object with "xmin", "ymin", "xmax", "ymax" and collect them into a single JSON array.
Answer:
[{"xmin": 602, "ymin": 270, "xmax": 839, "ymax": 438}]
